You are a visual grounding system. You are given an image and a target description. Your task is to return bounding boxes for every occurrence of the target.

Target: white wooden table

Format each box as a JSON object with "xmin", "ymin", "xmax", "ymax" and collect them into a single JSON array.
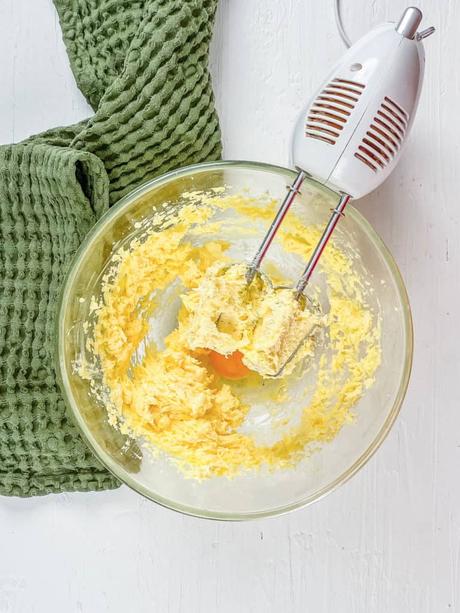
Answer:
[{"xmin": 1, "ymin": 1, "xmax": 458, "ymax": 611}]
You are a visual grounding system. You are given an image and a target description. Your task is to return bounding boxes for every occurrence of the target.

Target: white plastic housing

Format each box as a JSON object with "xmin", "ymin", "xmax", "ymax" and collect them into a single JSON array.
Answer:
[{"xmin": 292, "ymin": 22, "xmax": 425, "ymax": 199}]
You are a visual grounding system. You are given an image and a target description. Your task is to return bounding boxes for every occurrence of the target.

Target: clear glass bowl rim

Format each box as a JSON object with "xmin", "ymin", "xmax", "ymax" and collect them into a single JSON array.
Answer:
[{"xmin": 56, "ymin": 160, "xmax": 414, "ymax": 521}]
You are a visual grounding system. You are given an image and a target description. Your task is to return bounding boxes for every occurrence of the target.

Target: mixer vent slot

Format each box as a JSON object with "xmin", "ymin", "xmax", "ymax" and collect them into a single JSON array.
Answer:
[
  {"xmin": 305, "ymin": 78, "xmax": 365, "ymax": 145},
  {"xmin": 354, "ymin": 96, "xmax": 409, "ymax": 172}
]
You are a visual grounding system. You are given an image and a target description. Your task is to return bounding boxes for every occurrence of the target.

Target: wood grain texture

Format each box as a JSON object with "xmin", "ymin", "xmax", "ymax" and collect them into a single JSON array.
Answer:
[{"xmin": 0, "ymin": 0, "xmax": 458, "ymax": 611}]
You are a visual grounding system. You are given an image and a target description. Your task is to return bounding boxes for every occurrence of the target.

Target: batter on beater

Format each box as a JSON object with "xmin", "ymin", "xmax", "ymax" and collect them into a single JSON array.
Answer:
[{"xmin": 182, "ymin": 262, "xmax": 324, "ymax": 377}]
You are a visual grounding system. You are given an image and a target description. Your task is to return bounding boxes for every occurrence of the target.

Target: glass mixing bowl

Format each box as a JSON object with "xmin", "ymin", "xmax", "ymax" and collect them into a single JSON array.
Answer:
[{"xmin": 57, "ymin": 161, "xmax": 412, "ymax": 520}]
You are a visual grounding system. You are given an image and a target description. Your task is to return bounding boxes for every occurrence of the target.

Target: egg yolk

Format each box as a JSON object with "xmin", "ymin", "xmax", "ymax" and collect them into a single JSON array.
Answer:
[{"xmin": 209, "ymin": 350, "xmax": 251, "ymax": 380}]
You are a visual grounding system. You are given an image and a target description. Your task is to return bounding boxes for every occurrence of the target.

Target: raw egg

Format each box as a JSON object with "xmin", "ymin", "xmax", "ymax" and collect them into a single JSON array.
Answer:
[{"xmin": 209, "ymin": 350, "xmax": 251, "ymax": 380}]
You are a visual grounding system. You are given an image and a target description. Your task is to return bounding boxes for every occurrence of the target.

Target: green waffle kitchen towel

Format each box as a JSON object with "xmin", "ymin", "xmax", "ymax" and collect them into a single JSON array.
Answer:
[{"xmin": 0, "ymin": 0, "xmax": 221, "ymax": 496}]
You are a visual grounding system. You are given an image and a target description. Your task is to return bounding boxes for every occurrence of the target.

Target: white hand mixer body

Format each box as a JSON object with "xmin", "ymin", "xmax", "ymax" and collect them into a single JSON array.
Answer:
[{"xmin": 247, "ymin": 7, "xmax": 434, "ymax": 297}]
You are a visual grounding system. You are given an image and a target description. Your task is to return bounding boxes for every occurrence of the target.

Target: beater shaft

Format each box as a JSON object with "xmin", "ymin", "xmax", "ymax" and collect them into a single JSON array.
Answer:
[
  {"xmin": 295, "ymin": 193, "xmax": 350, "ymax": 297},
  {"xmin": 246, "ymin": 170, "xmax": 306, "ymax": 283}
]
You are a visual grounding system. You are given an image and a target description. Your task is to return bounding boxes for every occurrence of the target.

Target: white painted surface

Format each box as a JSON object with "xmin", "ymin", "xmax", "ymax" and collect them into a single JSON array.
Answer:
[{"xmin": 0, "ymin": 1, "xmax": 458, "ymax": 611}]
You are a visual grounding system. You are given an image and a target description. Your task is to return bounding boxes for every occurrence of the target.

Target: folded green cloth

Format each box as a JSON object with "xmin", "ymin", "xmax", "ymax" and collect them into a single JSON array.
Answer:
[{"xmin": 0, "ymin": 0, "xmax": 221, "ymax": 496}]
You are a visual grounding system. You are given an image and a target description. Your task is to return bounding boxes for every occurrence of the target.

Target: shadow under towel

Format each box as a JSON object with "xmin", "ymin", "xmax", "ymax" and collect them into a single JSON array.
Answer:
[{"xmin": 0, "ymin": 0, "xmax": 221, "ymax": 496}]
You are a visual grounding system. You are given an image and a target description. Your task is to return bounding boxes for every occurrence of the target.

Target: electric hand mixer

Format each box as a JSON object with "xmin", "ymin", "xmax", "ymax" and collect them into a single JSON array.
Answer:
[{"xmin": 234, "ymin": 6, "xmax": 434, "ymax": 377}]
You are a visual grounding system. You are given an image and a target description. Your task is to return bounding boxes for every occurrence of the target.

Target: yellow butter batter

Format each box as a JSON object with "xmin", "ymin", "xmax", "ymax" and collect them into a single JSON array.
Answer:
[{"xmin": 80, "ymin": 191, "xmax": 381, "ymax": 479}]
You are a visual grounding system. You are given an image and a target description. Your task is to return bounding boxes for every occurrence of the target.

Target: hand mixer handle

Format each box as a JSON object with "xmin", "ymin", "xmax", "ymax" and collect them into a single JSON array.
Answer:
[{"xmin": 291, "ymin": 7, "xmax": 433, "ymax": 199}]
